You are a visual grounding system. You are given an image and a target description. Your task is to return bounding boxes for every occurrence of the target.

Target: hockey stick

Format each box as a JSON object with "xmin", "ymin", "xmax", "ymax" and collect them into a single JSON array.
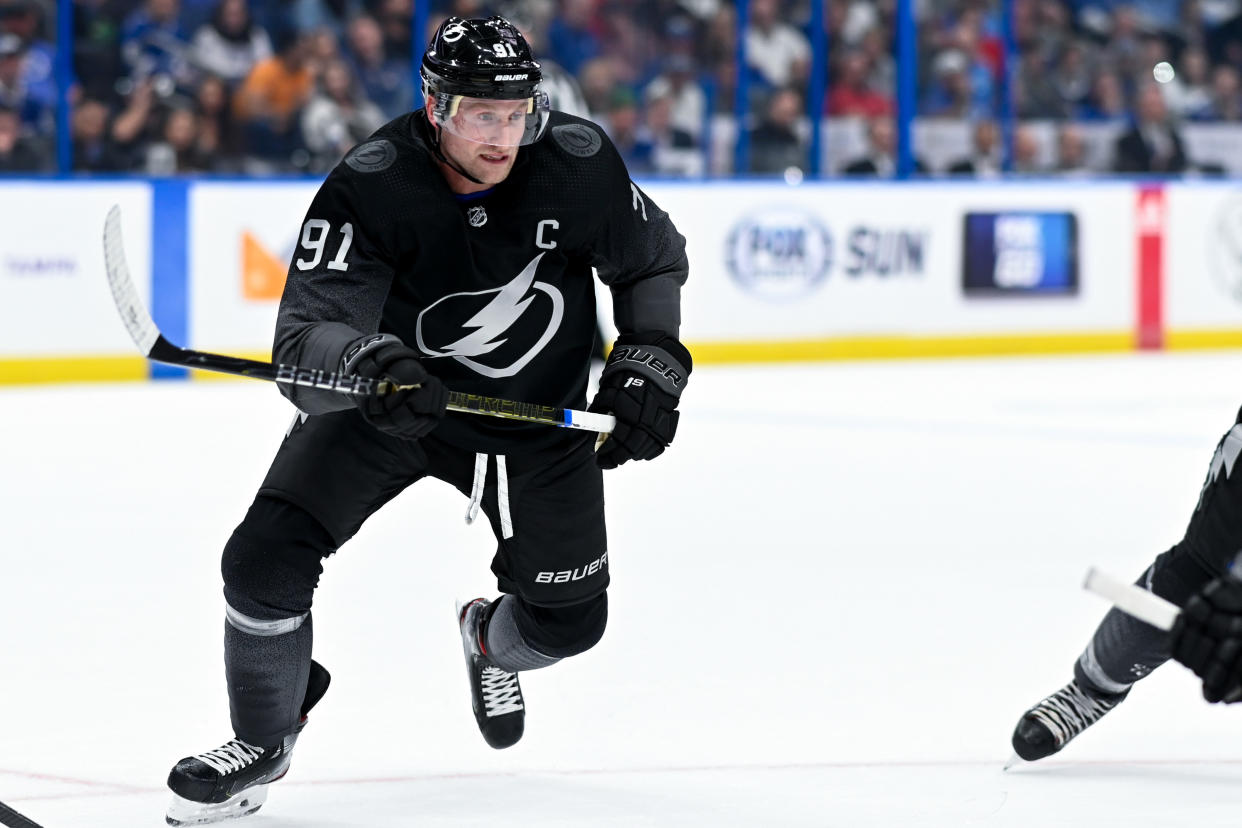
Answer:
[
  {"xmin": 102, "ymin": 206, "xmax": 614, "ymax": 434},
  {"xmin": 1082, "ymin": 567, "xmax": 1179, "ymax": 631},
  {"xmin": 0, "ymin": 801, "xmax": 43, "ymax": 828}
]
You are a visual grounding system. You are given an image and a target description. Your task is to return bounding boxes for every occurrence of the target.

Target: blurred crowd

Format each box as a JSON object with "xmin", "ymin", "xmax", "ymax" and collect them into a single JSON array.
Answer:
[{"xmin": 1, "ymin": 0, "xmax": 1241, "ymax": 175}]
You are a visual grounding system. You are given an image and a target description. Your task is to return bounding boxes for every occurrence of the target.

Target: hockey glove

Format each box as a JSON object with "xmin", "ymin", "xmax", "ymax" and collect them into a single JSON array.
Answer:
[
  {"xmin": 589, "ymin": 332, "xmax": 692, "ymax": 470},
  {"xmin": 343, "ymin": 334, "xmax": 448, "ymax": 440},
  {"xmin": 1171, "ymin": 575, "xmax": 1242, "ymax": 703}
]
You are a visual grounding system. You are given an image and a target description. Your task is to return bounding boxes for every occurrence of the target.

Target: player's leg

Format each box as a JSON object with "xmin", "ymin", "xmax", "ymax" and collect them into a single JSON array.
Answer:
[
  {"xmin": 166, "ymin": 411, "xmax": 426, "ymax": 824},
  {"xmin": 429, "ymin": 432, "xmax": 608, "ymax": 749},
  {"xmin": 1011, "ymin": 417, "xmax": 1242, "ymax": 762}
]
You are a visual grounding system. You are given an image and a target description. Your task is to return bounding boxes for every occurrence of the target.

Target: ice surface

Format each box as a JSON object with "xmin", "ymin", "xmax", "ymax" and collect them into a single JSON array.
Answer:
[{"xmin": 4, "ymin": 352, "xmax": 1242, "ymax": 826}]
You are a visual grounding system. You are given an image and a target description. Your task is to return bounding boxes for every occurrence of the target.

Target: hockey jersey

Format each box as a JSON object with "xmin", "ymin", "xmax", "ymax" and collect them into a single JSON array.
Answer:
[{"xmin": 273, "ymin": 109, "xmax": 689, "ymax": 453}]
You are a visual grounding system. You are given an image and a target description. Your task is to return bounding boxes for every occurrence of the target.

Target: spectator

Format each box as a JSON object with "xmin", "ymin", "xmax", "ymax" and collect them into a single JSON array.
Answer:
[
  {"xmin": 344, "ymin": 14, "xmax": 412, "ymax": 119},
  {"xmin": 1011, "ymin": 123, "xmax": 1043, "ymax": 174},
  {"xmin": 1054, "ymin": 122, "xmax": 1092, "ymax": 175},
  {"xmin": 1113, "ymin": 81, "xmax": 1188, "ymax": 172},
  {"xmin": 577, "ymin": 55, "xmax": 619, "ymax": 118},
  {"xmin": 749, "ymin": 86, "xmax": 806, "ymax": 174},
  {"xmin": 72, "ymin": 95, "xmax": 141, "ymax": 170},
  {"xmin": 0, "ymin": 32, "xmax": 53, "ymax": 137},
  {"xmin": 1078, "ymin": 69, "xmax": 1128, "ymax": 120},
  {"xmin": 376, "ymin": 0, "xmax": 413, "ymax": 60},
  {"xmin": 233, "ymin": 25, "xmax": 314, "ymax": 168},
  {"xmin": 1, "ymin": 1, "xmax": 56, "ymax": 119},
  {"xmin": 0, "ymin": 104, "xmax": 48, "ymax": 170},
  {"xmin": 547, "ymin": 0, "xmax": 601, "ymax": 76},
  {"xmin": 195, "ymin": 73, "xmax": 236, "ymax": 167},
  {"xmin": 301, "ymin": 58, "xmax": 384, "ymax": 171},
  {"xmin": 73, "ymin": 0, "xmax": 126, "ymax": 101},
  {"xmin": 827, "ymin": 49, "xmax": 893, "ymax": 117},
  {"xmin": 643, "ymin": 53, "xmax": 708, "ymax": 140},
  {"xmin": 921, "ymin": 49, "xmax": 974, "ymax": 117},
  {"xmin": 191, "ymin": 0, "xmax": 272, "ymax": 86},
  {"xmin": 841, "ymin": 115, "xmax": 927, "ymax": 176},
  {"xmin": 1049, "ymin": 41, "xmax": 1093, "ymax": 114},
  {"xmin": 1201, "ymin": 64, "xmax": 1242, "ymax": 120},
  {"xmin": 146, "ymin": 104, "xmax": 210, "ymax": 173},
  {"xmin": 643, "ymin": 91, "xmax": 703, "ymax": 176},
  {"xmin": 1168, "ymin": 46, "xmax": 1213, "ymax": 119},
  {"xmin": 603, "ymin": 87, "xmax": 651, "ymax": 173},
  {"xmin": 745, "ymin": 0, "xmax": 810, "ymax": 91},
  {"xmin": 947, "ymin": 119, "xmax": 1001, "ymax": 176},
  {"xmin": 121, "ymin": 0, "xmax": 192, "ymax": 87}
]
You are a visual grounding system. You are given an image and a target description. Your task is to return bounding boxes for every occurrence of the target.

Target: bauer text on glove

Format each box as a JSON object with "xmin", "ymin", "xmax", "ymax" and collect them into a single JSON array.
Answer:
[{"xmin": 589, "ymin": 332, "xmax": 691, "ymax": 470}]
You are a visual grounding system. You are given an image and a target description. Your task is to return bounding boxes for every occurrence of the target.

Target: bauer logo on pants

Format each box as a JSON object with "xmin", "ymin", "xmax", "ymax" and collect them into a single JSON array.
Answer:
[{"xmin": 535, "ymin": 551, "xmax": 608, "ymax": 584}]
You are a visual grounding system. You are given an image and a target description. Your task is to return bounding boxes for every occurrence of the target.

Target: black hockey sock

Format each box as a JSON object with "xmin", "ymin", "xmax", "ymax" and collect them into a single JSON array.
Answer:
[
  {"xmin": 225, "ymin": 608, "xmax": 313, "ymax": 747},
  {"xmin": 484, "ymin": 596, "xmax": 561, "ymax": 673},
  {"xmin": 1075, "ymin": 551, "xmax": 1213, "ymax": 694}
]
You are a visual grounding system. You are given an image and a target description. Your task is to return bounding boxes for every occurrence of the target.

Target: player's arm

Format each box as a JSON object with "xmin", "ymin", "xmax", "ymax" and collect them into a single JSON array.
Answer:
[
  {"xmin": 585, "ymin": 141, "xmax": 692, "ymax": 469},
  {"xmin": 273, "ymin": 171, "xmax": 446, "ymax": 439}
]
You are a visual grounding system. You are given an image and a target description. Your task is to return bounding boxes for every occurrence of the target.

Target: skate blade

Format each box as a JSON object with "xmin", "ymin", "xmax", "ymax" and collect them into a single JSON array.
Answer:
[{"xmin": 165, "ymin": 785, "xmax": 268, "ymax": 825}]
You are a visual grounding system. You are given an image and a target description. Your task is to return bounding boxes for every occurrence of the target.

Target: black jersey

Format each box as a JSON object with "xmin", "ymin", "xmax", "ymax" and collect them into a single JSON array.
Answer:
[{"xmin": 273, "ymin": 110, "xmax": 689, "ymax": 453}]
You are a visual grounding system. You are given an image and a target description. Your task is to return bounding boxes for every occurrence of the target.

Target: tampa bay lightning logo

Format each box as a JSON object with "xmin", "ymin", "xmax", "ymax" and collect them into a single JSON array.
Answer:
[{"xmin": 414, "ymin": 253, "xmax": 564, "ymax": 378}]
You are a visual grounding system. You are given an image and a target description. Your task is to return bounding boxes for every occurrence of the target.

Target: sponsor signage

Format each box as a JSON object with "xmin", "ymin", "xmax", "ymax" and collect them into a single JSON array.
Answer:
[
  {"xmin": 962, "ymin": 211, "xmax": 1078, "ymax": 296},
  {"xmin": 0, "ymin": 182, "xmax": 152, "ymax": 356}
]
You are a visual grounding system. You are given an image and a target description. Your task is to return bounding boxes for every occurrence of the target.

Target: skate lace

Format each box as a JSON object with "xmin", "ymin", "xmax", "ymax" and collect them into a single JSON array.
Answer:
[
  {"xmin": 195, "ymin": 739, "xmax": 265, "ymax": 776},
  {"xmin": 1029, "ymin": 682, "xmax": 1120, "ymax": 747},
  {"xmin": 479, "ymin": 665, "xmax": 524, "ymax": 717}
]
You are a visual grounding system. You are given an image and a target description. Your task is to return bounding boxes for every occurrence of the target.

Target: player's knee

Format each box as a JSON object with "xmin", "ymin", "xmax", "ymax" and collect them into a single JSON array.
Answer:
[
  {"xmin": 514, "ymin": 592, "xmax": 608, "ymax": 658},
  {"xmin": 221, "ymin": 496, "xmax": 335, "ymax": 620}
]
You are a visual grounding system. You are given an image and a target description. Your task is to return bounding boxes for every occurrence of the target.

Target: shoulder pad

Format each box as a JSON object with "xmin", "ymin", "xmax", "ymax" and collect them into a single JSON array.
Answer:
[{"xmin": 549, "ymin": 121, "xmax": 603, "ymax": 158}]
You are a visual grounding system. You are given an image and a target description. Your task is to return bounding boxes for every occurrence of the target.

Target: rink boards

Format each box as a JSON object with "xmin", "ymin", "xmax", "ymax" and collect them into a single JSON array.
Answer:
[{"xmin": 3, "ymin": 177, "xmax": 1242, "ymax": 384}]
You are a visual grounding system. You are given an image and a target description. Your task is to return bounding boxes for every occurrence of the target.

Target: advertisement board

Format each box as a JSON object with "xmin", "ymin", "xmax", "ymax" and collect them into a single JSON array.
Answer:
[
  {"xmin": 188, "ymin": 181, "xmax": 320, "ymax": 356},
  {"xmin": 642, "ymin": 181, "xmax": 1135, "ymax": 346},
  {"xmin": 0, "ymin": 182, "xmax": 152, "ymax": 372},
  {"xmin": 1164, "ymin": 183, "xmax": 1242, "ymax": 345}
]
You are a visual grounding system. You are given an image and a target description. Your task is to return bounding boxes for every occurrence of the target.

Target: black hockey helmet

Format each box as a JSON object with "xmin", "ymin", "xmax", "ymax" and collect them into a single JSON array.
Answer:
[{"xmin": 421, "ymin": 16, "xmax": 550, "ymax": 147}]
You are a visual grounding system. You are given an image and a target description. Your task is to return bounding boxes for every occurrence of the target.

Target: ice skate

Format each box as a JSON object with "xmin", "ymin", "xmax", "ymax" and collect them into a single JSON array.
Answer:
[
  {"xmin": 1010, "ymin": 678, "xmax": 1128, "ymax": 762},
  {"xmin": 165, "ymin": 660, "xmax": 330, "ymax": 825},
  {"xmin": 457, "ymin": 598, "xmax": 525, "ymax": 749}
]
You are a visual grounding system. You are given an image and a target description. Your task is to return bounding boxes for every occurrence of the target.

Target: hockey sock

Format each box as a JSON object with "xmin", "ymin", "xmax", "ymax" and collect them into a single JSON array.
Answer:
[
  {"xmin": 225, "ymin": 607, "xmax": 313, "ymax": 747},
  {"xmin": 1075, "ymin": 551, "xmax": 1213, "ymax": 693},
  {"xmin": 484, "ymin": 596, "xmax": 561, "ymax": 673}
]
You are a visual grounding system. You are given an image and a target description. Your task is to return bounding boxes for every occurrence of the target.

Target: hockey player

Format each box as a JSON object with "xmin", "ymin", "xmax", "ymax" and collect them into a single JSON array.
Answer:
[
  {"xmin": 164, "ymin": 15, "xmax": 691, "ymax": 825},
  {"xmin": 1010, "ymin": 412, "xmax": 1242, "ymax": 762}
]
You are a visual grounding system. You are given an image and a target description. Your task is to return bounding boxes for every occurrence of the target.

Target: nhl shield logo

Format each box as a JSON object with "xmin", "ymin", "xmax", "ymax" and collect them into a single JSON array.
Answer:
[{"xmin": 467, "ymin": 206, "xmax": 488, "ymax": 228}]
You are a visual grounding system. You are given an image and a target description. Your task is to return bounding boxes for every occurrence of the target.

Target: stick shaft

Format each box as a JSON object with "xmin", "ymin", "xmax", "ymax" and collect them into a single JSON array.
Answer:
[
  {"xmin": 1083, "ymin": 567, "xmax": 1180, "ymax": 631},
  {"xmin": 104, "ymin": 206, "xmax": 614, "ymax": 434}
]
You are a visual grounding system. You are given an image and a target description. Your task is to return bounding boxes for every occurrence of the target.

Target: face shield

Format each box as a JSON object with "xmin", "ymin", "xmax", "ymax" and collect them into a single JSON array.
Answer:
[{"xmin": 430, "ymin": 90, "xmax": 551, "ymax": 148}]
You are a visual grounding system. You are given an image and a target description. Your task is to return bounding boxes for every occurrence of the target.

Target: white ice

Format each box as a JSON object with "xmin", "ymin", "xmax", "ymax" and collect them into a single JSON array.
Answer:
[{"xmin": 5, "ymin": 352, "xmax": 1242, "ymax": 827}]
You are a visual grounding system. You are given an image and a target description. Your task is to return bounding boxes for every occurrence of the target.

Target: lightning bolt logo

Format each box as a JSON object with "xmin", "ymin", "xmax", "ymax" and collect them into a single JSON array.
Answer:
[{"xmin": 415, "ymin": 253, "xmax": 565, "ymax": 378}]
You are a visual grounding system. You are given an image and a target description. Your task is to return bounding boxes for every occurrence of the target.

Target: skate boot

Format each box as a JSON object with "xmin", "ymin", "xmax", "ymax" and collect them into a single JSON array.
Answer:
[
  {"xmin": 165, "ymin": 660, "xmax": 330, "ymax": 825},
  {"xmin": 457, "ymin": 598, "xmax": 525, "ymax": 749},
  {"xmin": 1011, "ymin": 678, "xmax": 1129, "ymax": 761}
]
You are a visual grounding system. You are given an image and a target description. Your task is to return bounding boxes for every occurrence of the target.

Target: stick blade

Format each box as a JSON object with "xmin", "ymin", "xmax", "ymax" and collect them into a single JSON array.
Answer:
[
  {"xmin": 102, "ymin": 205, "xmax": 159, "ymax": 356},
  {"xmin": 1083, "ymin": 567, "xmax": 1180, "ymax": 632}
]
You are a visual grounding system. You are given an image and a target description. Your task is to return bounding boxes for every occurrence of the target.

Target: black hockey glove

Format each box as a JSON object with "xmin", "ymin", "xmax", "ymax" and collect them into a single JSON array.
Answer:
[
  {"xmin": 589, "ymin": 332, "xmax": 692, "ymax": 470},
  {"xmin": 1170, "ymin": 575, "xmax": 1242, "ymax": 703},
  {"xmin": 343, "ymin": 334, "xmax": 448, "ymax": 440}
]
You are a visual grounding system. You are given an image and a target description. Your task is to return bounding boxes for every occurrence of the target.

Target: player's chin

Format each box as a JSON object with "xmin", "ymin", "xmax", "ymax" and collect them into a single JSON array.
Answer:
[{"xmin": 474, "ymin": 151, "xmax": 515, "ymax": 182}]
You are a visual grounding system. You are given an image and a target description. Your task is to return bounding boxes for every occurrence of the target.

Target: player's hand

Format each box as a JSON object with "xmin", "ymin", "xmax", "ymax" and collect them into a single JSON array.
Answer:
[
  {"xmin": 1170, "ymin": 574, "xmax": 1242, "ymax": 703},
  {"xmin": 344, "ymin": 334, "xmax": 447, "ymax": 440},
  {"xmin": 588, "ymin": 332, "xmax": 691, "ymax": 470}
]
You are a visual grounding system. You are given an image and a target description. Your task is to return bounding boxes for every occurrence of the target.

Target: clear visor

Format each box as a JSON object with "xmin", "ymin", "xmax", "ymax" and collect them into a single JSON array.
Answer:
[{"xmin": 432, "ymin": 91, "xmax": 550, "ymax": 148}]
